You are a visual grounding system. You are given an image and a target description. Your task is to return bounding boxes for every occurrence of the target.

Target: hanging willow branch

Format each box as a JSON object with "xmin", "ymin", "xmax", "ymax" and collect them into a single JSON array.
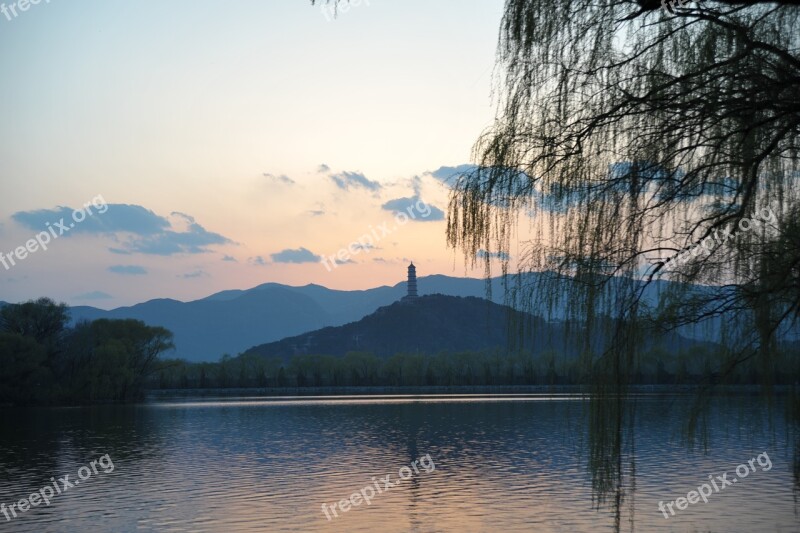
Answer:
[{"xmin": 446, "ymin": 0, "xmax": 799, "ymax": 364}]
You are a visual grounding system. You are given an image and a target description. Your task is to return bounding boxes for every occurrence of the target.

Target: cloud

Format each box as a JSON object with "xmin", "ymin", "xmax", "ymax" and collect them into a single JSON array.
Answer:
[
  {"xmin": 429, "ymin": 161, "xmax": 708, "ymax": 213},
  {"xmin": 73, "ymin": 291, "xmax": 113, "ymax": 301},
  {"xmin": 179, "ymin": 270, "xmax": 209, "ymax": 279},
  {"xmin": 381, "ymin": 196, "xmax": 445, "ymax": 221},
  {"xmin": 426, "ymin": 164, "xmax": 476, "ymax": 185},
  {"xmin": 411, "ymin": 175, "xmax": 423, "ymax": 196},
  {"xmin": 108, "ymin": 247, "xmax": 132, "ymax": 255},
  {"xmin": 270, "ymin": 247, "xmax": 321, "ymax": 264},
  {"xmin": 11, "ymin": 204, "xmax": 232, "ymax": 256},
  {"xmin": 263, "ymin": 173, "xmax": 295, "ymax": 186},
  {"xmin": 108, "ymin": 265, "xmax": 148, "ymax": 275},
  {"xmin": 222, "ymin": 255, "xmax": 238, "ymax": 262},
  {"xmin": 351, "ymin": 243, "xmax": 380, "ymax": 252},
  {"xmin": 121, "ymin": 223, "xmax": 230, "ymax": 255},
  {"xmin": 307, "ymin": 201, "xmax": 327, "ymax": 217},
  {"xmin": 249, "ymin": 256, "xmax": 268, "ymax": 267},
  {"xmin": 329, "ymin": 171, "xmax": 382, "ymax": 192},
  {"xmin": 171, "ymin": 211, "xmax": 196, "ymax": 224},
  {"xmin": 317, "ymin": 164, "xmax": 331, "ymax": 173},
  {"xmin": 13, "ymin": 204, "xmax": 169, "ymax": 235},
  {"xmin": 428, "ymin": 165, "xmax": 534, "ymax": 209},
  {"xmin": 477, "ymin": 250, "xmax": 510, "ymax": 261}
]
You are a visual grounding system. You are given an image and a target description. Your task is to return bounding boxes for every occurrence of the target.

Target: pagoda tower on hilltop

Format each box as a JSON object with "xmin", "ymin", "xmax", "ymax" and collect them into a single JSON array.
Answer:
[{"xmin": 405, "ymin": 262, "xmax": 418, "ymax": 299}]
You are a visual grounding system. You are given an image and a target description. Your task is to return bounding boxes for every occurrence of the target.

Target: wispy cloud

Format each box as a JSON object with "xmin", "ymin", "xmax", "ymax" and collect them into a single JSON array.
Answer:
[
  {"xmin": 381, "ymin": 196, "xmax": 445, "ymax": 221},
  {"xmin": 263, "ymin": 173, "xmax": 296, "ymax": 186},
  {"xmin": 222, "ymin": 255, "xmax": 238, "ymax": 262},
  {"xmin": 179, "ymin": 270, "xmax": 209, "ymax": 279},
  {"xmin": 351, "ymin": 243, "xmax": 380, "ymax": 252},
  {"xmin": 73, "ymin": 290, "xmax": 113, "ymax": 301},
  {"xmin": 307, "ymin": 201, "xmax": 327, "ymax": 217},
  {"xmin": 329, "ymin": 171, "xmax": 382, "ymax": 192},
  {"xmin": 108, "ymin": 265, "xmax": 148, "ymax": 275},
  {"xmin": 426, "ymin": 164, "xmax": 476, "ymax": 185},
  {"xmin": 270, "ymin": 247, "xmax": 321, "ymax": 264}
]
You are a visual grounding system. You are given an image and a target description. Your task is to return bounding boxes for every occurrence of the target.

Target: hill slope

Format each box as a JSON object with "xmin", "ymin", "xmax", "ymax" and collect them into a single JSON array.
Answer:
[
  {"xmin": 246, "ymin": 295, "xmax": 543, "ymax": 358},
  {"xmin": 245, "ymin": 294, "xmax": 707, "ymax": 359}
]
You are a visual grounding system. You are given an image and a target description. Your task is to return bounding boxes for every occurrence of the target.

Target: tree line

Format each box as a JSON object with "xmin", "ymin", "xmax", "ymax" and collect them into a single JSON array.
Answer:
[
  {"xmin": 153, "ymin": 344, "xmax": 800, "ymax": 390},
  {"xmin": 2, "ymin": 298, "xmax": 796, "ymax": 403},
  {"xmin": 0, "ymin": 298, "xmax": 174, "ymax": 405}
]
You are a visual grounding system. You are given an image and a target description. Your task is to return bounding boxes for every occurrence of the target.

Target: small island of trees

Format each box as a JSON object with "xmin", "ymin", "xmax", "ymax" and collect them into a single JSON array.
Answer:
[{"xmin": 0, "ymin": 298, "xmax": 173, "ymax": 406}]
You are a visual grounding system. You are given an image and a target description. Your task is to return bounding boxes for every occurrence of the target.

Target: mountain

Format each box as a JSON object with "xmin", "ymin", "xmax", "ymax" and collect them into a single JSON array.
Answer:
[
  {"xmin": 69, "ymin": 286, "xmax": 332, "ymax": 362},
  {"xmin": 2, "ymin": 269, "xmax": 792, "ymax": 362},
  {"xmin": 245, "ymin": 294, "xmax": 706, "ymax": 359},
  {"xmin": 51, "ymin": 273, "xmax": 735, "ymax": 362},
  {"xmin": 66, "ymin": 275, "xmax": 506, "ymax": 361}
]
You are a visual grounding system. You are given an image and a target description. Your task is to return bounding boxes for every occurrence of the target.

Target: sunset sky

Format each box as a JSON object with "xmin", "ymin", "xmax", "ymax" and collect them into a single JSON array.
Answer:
[{"xmin": 0, "ymin": 0, "xmax": 507, "ymax": 307}]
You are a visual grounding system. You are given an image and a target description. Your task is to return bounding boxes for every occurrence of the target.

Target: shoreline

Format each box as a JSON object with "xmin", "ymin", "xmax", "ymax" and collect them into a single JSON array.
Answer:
[{"xmin": 145, "ymin": 383, "xmax": 794, "ymax": 398}]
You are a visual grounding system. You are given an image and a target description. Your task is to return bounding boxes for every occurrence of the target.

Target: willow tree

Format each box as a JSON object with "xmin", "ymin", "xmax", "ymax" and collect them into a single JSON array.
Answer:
[
  {"xmin": 311, "ymin": 0, "xmax": 799, "ymax": 518},
  {"xmin": 444, "ymin": 0, "xmax": 799, "ymax": 380}
]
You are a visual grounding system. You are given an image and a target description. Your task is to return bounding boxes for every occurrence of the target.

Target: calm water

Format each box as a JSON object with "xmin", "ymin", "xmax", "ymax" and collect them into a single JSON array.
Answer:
[{"xmin": 0, "ymin": 394, "xmax": 798, "ymax": 532}]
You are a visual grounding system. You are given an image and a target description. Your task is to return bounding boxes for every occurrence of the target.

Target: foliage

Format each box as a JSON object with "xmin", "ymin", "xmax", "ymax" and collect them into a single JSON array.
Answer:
[
  {"xmin": 0, "ymin": 333, "xmax": 51, "ymax": 404},
  {"xmin": 150, "ymin": 343, "xmax": 800, "ymax": 390},
  {"xmin": 0, "ymin": 297, "xmax": 68, "ymax": 357},
  {"xmin": 0, "ymin": 299, "xmax": 174, "ymax": 405},
  {"xmin": 445, "ymin": 0, "xmax": 799, "ymax": 387}
]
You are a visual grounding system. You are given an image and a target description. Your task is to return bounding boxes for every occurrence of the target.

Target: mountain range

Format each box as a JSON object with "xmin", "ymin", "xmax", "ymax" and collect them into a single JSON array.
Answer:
[
  {"xmin": 65, "ymin": 275, "xmax": 508, "ymax": 361},
  {"xmin": 2, "ymin": 273, "xmax": 725, "ymax": 362}
]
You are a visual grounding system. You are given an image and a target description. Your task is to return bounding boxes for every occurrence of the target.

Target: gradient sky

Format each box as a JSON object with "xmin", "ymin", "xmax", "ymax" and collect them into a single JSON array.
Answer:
[{"xmin": 0, "ymin": 0, "xmax": 507, "ymax": 308}]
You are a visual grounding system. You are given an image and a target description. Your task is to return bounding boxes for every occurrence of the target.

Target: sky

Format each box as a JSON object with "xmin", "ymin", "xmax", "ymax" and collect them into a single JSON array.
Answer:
[{"xmin": 0, "ymin": 0, "xmax": 507, "ymax": 308}]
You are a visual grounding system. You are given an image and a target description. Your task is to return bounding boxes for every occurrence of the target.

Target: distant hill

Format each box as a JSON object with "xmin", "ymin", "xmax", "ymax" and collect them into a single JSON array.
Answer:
[
  {"xmin": 245, "ymin": 294, "xmax": 706, "ymax": 359},
  {"xmin": 69, "ymin": 286, "xmax": 333, "ymax": 362},
  {"xmin": 53, "ymin": 273, "xmax": 728, "ymax": 361},
  {"xmin": 66, "ymin": 276, "xmax": 505, "ymax": 361},
  {"xmin": 246, "ymin": 295, "xmax": 542, "ymax": 358}
]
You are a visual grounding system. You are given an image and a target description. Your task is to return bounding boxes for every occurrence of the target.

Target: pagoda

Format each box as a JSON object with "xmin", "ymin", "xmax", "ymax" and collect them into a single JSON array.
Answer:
[{"xmin": 404, "ymin": 262, "xmax": 418, "ymax": 300}]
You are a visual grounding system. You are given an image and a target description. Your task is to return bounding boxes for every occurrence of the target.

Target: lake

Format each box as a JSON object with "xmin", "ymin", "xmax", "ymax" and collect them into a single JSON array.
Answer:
[{"xmin": 0, "ymin": 393, "xmax": 798, "ymax": 532}]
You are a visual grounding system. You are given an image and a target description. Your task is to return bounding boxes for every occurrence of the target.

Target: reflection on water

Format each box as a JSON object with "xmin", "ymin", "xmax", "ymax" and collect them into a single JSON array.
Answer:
[{"xmin": 0, "ymin": 394, "xmax": 798, "ymax": 532}]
